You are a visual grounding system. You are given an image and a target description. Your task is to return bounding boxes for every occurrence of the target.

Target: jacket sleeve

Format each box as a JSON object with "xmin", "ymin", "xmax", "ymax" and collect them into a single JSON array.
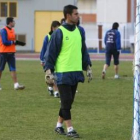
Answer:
[
  {"xmin": 104, "ymin": 31, "xmax": 108, "ymax": 45},
  {"xmin": 0, "ymin": 29, "xmax": 14, "ymax": 46},
  {"xmin": 78, "ymin": 26, "xmax": 86, "ymax": 39},
  {"xmin": 115, "ymin": 31, "xmax": 121, "ymax": 50},
  {"xmin": 78, "ymin": 27, "xmax": 92, "ymax": 71},
  {"xmin": 43, "ymin": 29, "xmax": 63, "ymax": 72},
  {"xmin": 40, "ymin": 35, "xmax": 49, "ymax": 63}
]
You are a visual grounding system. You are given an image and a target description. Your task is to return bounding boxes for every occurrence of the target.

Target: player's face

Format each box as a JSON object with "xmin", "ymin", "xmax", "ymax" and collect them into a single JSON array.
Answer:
[
  {"xmin": 10, "ymin": 20, "xmax": 15, "ymax": 28},
  {"xmin": 68, "ymin": 9, "xmax": 79, "ymax": 24}
]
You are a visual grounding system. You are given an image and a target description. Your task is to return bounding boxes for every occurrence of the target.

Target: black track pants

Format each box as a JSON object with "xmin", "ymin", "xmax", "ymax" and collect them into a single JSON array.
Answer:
[{"xmin": 57, "ymin": 84, "xmax": 78, "ymax": 120}]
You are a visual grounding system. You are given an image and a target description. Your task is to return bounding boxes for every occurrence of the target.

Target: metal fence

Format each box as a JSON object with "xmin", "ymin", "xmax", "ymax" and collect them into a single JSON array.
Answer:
[{"xmin": 81, "ymin": 22, "xmax": 134, "ymax": 53}]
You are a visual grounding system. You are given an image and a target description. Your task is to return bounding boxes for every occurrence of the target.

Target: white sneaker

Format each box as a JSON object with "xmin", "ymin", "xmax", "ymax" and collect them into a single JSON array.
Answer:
[
  {"xmin": 0, "ymin": 84, "xmax": 2, "ymax": 90},
  {"xmin": 114, "ymin": 75, "xmax": 119, "ymax": 79},
  {"xmin": 48, "ymin": 86, "xmax": 53, "ymax": 96},
  {"xmin": 14, "ymin": 84, "xmax": 25, "ymax": 90},
  {"xmin": 54, "ymin": 92, "xmax": 60, "ymax": 98}
]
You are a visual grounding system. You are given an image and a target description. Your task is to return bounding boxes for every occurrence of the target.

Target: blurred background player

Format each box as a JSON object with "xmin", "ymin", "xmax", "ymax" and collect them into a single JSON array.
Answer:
[
  {"xmin": 0, "ymin": 17, "xmax": 25, "ymax": 90},
  {"xmin": 102, "ymin": 22, "xmax": 121, "ymax": 79},
  {"xmin": 40, "ymin": 20, "xmax": 60, "ymax": 97}
]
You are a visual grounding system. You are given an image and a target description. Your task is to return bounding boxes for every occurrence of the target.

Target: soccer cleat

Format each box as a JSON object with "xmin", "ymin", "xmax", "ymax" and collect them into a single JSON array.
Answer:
[
  {"xmin": 67, "ymin": 130, "xmax": 80, "ymax": 138},
  {"xmin": 48, "ymin": 87, "xmax": 53, "ymax": 96},
  {"xmin": 55, "ymin": 127, "xmax": 66, "ymax": 135},
  {"xmin": 102, "ymin": 71, "xmax": 106, "ymax": 79},
  {"xmin": 14, "ymin": 84, "xmax": 25, "ymax": 90},
  {"xmin": 54, "ymin": 92, "xmax": 60, "ymax": 98},
  {"xmin": 114, "ymin": 74, "xmax": 119, "ymax": 79}
]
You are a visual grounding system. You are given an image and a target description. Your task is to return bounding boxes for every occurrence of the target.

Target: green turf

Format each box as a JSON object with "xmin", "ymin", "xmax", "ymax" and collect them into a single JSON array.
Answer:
[{"xmin": 0, "ymin": 60, "xmax": 133, "ymax": 140}]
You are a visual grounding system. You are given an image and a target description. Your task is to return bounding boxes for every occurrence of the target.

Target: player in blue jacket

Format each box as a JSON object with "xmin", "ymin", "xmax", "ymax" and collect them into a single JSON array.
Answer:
[
  {"xmin": 40, "ymin": 21, "xmax": 60, "ymax": 97},
  {"xmin": 44, "ymin": 5, "xmax": 92, "ymax": 138},
  {"xmin": 102, "ymin": 22, "xmax": 121, "ymax": 79},
  {"xmin": 60, "ymin": 18, "xmax": 85, "ymax": 94}
]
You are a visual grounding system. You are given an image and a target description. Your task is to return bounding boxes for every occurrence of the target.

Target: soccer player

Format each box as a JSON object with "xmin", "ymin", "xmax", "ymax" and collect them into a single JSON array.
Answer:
[
  {"xmin": 0, "ymin": 17, "xmax": 25, "ymax": 90},
  {"xmin": 102, "ymin": 22, "xmax": 121, "ymax": 79},
  {"xmin": 44, "ymin": 5, "xmax": 92, "ymax": 138},
  {"xmin": 40, "ymin": 21, "xmax": 60, "ymax": 98},
  {"xmin": 60, "ymin": 18, "xmax": 85, "ymax": 94}
]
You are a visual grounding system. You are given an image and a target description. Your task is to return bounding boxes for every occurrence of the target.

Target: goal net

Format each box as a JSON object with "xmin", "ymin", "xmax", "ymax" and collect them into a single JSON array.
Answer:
[{"xmin": 132, "ymin": 0, "xmax": 140, "ymax": 140}]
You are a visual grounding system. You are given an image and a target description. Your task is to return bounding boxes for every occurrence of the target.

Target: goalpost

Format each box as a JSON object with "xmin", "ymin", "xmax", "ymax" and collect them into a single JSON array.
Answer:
[{"xmin": 132, "ymin": 0, "xmax": 140, "ymax": 140}]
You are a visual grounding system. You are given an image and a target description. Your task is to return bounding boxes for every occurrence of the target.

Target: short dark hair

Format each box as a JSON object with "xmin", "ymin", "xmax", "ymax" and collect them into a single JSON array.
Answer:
[
  {"xmin": 51, "ymin": 21, "xmax": 60, "ymax": 29},
  {"xmin": 112, "ymin": 22, "xmax": 119, "ymax": 29},
  {"xmin": 63, "ymin": 5, "xmax": 78, "ymax": 19},
  {"xmin": 6, "ymin": 17, "xmax": 14, "ymax": 25},
  {"xmin": 49, "ymin": 20, "xmax": 60, "ymax": 34},
  {"xmin": 60, "ymin": 18, "xmax": 65, "ymax": 25}
]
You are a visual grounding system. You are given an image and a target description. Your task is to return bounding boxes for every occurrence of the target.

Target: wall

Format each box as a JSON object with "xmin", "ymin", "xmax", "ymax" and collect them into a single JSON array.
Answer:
[
  {"xmin": 78, "ymin": 0, "xmax": 133, "ymax": 50},
  {"xmin": 97, "ymin": 0, "xmax": 127, "ymax": 23},
  {"xmin": 0, "ymin": 0, "xmax": 76, "ymax": 52},
  {"xmin": 78, "ymin": 0, "xmax": 96, "ymax": 14}
]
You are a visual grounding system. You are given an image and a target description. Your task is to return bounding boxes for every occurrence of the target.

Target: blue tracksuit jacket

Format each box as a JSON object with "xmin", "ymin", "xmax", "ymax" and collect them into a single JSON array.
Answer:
[
  {"xmin": 40, "ymin": 33, "xmax": 51, "ymax": 63},
  {"xmin": 44, "ymin": 23, "xmax": 91, "ymax": 85},
  {"xmin": 104, "ymin": 29, "xmax": 121, "ymax": 51},
  {"xmin": 0, "ymin": 27, "xmax": 14, "ymax": 46}
]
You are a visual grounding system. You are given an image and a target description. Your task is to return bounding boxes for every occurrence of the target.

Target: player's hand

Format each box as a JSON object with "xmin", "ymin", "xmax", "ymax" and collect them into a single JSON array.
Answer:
[
  {"xmin": 40, "ymin": 62, "xmax": 44, "ymax": 66},
  {"xmin": 45, "ymin": 69, "xmax": 54, "ymax": 86},
  {"xmin": 86, "ymin": 65, "xmax": 93, "ymax": 83}
]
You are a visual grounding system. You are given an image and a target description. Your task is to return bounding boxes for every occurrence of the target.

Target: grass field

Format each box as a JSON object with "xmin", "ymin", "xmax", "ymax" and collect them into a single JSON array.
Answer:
[{"xmin": 0, "ymin": 60, "xmax": 133, "ymax": 140}]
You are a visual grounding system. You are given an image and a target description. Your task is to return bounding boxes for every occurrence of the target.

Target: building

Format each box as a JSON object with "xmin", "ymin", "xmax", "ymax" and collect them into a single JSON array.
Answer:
[
  {"xmin": 0, "ymin": 0, "xmax": 136, "ymax": 52},
  {"xmin": 0, "ymin": 0, "xmax": 76, "ymax": 52},
  {"xmin": 77, "ymin": 0, "xmax": 135, "ymax": 52}
]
